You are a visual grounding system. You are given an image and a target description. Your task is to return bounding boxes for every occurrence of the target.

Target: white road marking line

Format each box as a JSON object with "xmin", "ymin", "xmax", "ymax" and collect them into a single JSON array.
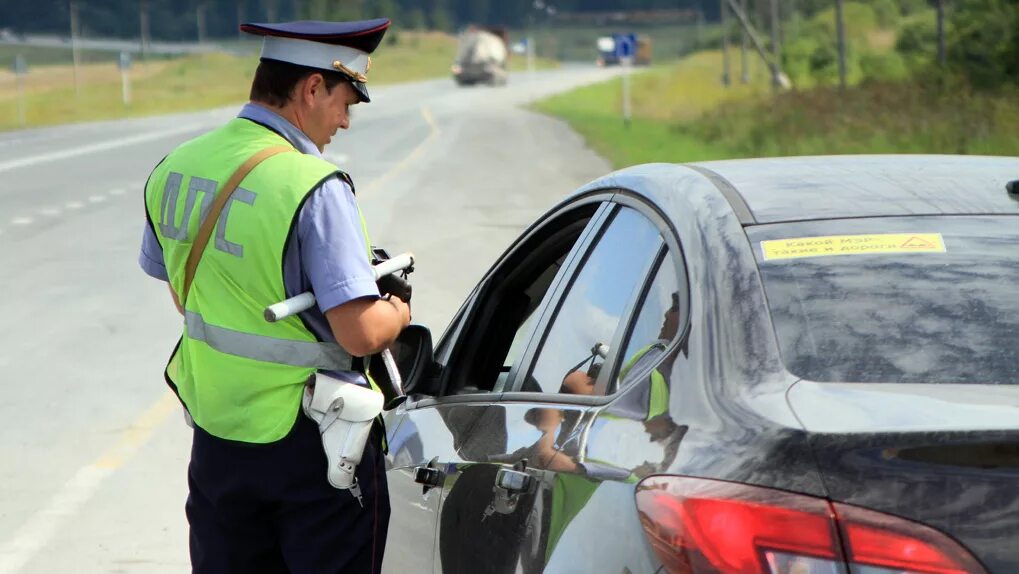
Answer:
[
  {"xmin": 65, "ymin": 201, "xmax": 83, "ymax": 210},
  {"xmin": 11, "ymin": 217, "xmax": 32, "ymax": 226},
  {"xmin": 88, "ymin": 195, "xmax": 106, "ymax": 204},
  {"xmin": 108, "ymin": 188, "xmax": 126, "ymax": 196},
  {"xmin": 0, "ymin": 393, "xmax": 178, "ymax": 574},
  {"xmin": 39, "ymin": 207, "xmax": 61, "ymax": 217},
  {"xmin": 0, "ymin": 123, "xmax": 205, "ymax": 175},
  {"xmin": 326, "ymin": 153, "xmax": 349, "ymax": 164}
]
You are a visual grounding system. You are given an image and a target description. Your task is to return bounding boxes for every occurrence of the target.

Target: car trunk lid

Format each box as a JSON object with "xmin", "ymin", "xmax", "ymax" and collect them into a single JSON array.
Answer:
[{"xmin": 789, "ymin": 380, "xmax": 1019, "ymax": 573}]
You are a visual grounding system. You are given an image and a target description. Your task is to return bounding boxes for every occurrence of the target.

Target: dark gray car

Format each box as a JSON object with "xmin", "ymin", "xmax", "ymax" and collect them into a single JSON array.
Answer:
[{"xmin": 381, "ymin": 155, "xmax": 1019, "ymax": 574}]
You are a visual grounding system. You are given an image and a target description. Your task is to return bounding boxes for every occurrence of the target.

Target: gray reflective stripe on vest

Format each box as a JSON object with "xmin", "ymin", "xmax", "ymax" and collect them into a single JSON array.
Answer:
[{"xmin": 185, "ymin": 311, "xmax": 352, "ymax": 371}]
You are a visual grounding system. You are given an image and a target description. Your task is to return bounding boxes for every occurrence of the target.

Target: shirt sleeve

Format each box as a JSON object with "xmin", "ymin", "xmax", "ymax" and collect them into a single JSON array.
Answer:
[
  {"xmin": 298, "ymin": 176, "xmax": 380, "ymax": 313},
  {"xmin": 139, "ymin": 219, "xmax": 169, "ymax": 281}
]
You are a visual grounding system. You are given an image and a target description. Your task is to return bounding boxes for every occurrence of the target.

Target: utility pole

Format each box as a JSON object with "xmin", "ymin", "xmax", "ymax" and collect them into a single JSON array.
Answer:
[
  {"xmin": 936, "ymin": 0, "xmax": 946, "ymax": 65},
  {"xmin": 725, "ymin": 0, "xmax": 790, "ymax": 88},
  {"xmin": 695, "ymin": 3, "xmax": 705, "ymax": 50},
  {"xmin": 237, "ymin": 0, "xmax": 246, "ymax": 41},
  {"xmin": 197, "ymin": 2, "xmax": 208, "ymax": 45},
  {"xmin": 720, "ymin": 0, "xmax": 731, "ymax": 86},
  {"xmin": 14, "ymin": 54, "xmax": 27, "ymax": 127},
  {"xmin": 769, "ymin": 0, "xmax": 781, "ymax": 77},
  {"xmin": 263, "ymin": 0, "xmax": 279, "ymax": 22},
  {"xmin": 740, "ymin": 0, "xmax": 749, "ymax": 83},
  {"xmin": 69, "ymin": 1, "xmax": 82, "ymax": 98},
  {"xmin": 139, "ymin": 0, "xmax": 151, "ymax": 59},
  {"xmin": 835, "ymin": 0, "xmax": 847, "ymax": 89}
]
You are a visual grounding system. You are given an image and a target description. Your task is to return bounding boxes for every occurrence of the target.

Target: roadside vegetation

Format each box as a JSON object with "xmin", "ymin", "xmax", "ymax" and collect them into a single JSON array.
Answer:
[
  {"xmin": 535, "ymin": 0, "xmax": 1019, "ymax": 167},
  {"xmin": 0, "ymin": 32, "xmax": 554, "ymax": 131}
]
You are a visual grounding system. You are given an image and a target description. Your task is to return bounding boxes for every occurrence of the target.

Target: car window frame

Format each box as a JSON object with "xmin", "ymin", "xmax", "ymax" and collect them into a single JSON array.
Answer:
[
  {"xmin": 507, "ymin": 205, "xmax": 664, "ymax": 395},
  {"xmin": 406, "ymin": 192, "xmax": 615, "ymax": 410},
  {"xmin": 596, "ymin": 245, "xmax": 687, "ymax": 397},
  {"xmin": 496, "ymin": 191, "xmax": 692, "ymax": 407}
]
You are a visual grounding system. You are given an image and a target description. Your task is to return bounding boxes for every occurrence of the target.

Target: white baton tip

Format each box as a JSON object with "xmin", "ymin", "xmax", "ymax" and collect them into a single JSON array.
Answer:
[
  {"xmin": 264, "ymin": 292, "xmax": 317, "ymax": 322},
  {"xmin": 372, "ymin": 252, "xmax": 415, "ymax": 279}
]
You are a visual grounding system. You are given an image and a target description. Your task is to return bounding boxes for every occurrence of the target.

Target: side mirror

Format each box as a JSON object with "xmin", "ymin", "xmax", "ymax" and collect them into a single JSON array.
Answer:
[
  {"xmin": 372, "ymin": 324, "xmax": 437, "ymax": 409},
  {"xmin": 393, "ymin": 324, "xmax": 435, "ymax": 393}
]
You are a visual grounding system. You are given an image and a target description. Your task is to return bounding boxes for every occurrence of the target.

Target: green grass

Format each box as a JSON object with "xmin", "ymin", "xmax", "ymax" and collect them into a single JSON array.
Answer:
[
  {"xmin": 686, "ymin": 79, "xmax": 1019, "ymax": 157},
  {"xmin": 0, "ymin": 32, "xmax": 507, "ymax": 131},
  {"xmin": 536, "ymin": 47, "xmax": 1019, "ymax": 168},
  {"xmin": 533, "ymin": 51, "xmax": 773, "ymax": 165},
  {"xmin": 0, "ymin": 53, "xmax": 259, "ymax": 130}
]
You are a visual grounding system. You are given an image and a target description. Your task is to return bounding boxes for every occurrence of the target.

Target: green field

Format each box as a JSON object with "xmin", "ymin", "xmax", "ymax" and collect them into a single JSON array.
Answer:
[
  {"xmin": 534, "ymin": 1, "xmax": 1019, "ymax": 166},
  {"xmin": 0, "ymin": 32, "xmax": 556, "ymax": 131},
  {"xmin": 534, "ymin": 51, "xmax": 773, "ymax": 165},
  {"xmin": 535, "ymin": 50, "xmax": 1019, "ymax": 167}
]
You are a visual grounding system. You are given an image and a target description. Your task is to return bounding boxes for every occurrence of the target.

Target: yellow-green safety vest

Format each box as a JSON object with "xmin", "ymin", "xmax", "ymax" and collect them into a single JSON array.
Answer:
[
  {"xmin": 144, "ymin": 118, "xmax": 374, "ymax": 443},
  {"xmin": 617, "ymin": 342, "xmax": 670, "ymax": 420}
]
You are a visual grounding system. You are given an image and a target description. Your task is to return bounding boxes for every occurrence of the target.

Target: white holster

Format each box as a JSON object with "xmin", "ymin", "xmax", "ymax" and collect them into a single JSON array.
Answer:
[{"xmin": 302, "ymin": 373, "xmax": 384, "ymax": 505}]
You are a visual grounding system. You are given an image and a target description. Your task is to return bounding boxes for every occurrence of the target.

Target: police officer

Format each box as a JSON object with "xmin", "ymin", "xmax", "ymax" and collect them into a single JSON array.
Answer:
[{"xmin": 137, "ymin": 18, "xmax": 409, "ymax": 574}]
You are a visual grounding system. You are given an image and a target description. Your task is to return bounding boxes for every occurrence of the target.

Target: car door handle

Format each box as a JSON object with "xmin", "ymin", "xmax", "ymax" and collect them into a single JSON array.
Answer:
[
  {"xmin": 414, "ymin": 465, "xmax": 442, "ymax": 487},
  {"xmin": 495, "ymin": 467, "xmax": 532, "ymax": 493}
]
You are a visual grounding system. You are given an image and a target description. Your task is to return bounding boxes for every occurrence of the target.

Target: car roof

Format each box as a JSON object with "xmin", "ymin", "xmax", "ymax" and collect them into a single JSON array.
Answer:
[{"xmin": 686, "ymin": 155, "xmax": 1019, "ymax": 225}]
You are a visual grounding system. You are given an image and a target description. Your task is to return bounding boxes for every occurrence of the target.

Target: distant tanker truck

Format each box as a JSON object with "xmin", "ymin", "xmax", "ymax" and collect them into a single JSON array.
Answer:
[{"xmin": 452, "ymin": 26, "xmax": 509, "ymax": 86}]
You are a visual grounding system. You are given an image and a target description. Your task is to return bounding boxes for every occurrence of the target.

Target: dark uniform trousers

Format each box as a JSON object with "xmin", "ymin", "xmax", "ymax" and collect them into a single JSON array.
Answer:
[{"xmin": 186, "ymin": 412, "xmax": 390, "ymax": 573}]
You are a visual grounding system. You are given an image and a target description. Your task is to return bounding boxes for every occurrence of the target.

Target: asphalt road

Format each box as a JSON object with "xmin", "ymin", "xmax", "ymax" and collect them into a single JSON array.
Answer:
[{"xmin": 0, "ymin": 66, "xmax": 622, "ymax": 573}]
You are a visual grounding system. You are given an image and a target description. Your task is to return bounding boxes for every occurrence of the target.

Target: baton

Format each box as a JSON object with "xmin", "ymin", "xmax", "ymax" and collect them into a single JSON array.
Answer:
[{"xmin": 264, "ymin": 252, "xmax": 414, "ymax": 323}]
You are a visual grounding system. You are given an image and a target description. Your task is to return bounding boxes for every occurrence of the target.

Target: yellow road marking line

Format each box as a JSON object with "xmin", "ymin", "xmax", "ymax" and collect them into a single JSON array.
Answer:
[
  {"xmin": 0, "ymin": 392, "xmax": 178, "ymax": 574},
  {"xmin": 362, "ymin": 106, "xmax": 441, "ymax": 196},
  {"xmin": 95, "ymin": 392, "xmax": 179, "ymax": 470}
]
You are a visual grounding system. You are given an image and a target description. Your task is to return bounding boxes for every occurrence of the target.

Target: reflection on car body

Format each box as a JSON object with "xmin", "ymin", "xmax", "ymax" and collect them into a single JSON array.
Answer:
[{"xmin": 382, "ymin": 155, "xmax": 1019, "ymax": 574}]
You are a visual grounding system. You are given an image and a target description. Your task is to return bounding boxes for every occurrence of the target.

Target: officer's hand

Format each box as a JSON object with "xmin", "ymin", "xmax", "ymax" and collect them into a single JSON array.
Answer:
[
  {"xmin": 377, "ymin": 273, "xmax": 412, "ymax": 303},
  {"xmin": 388, "ymin": 294, "xmax": 412, "ymax": 328}
]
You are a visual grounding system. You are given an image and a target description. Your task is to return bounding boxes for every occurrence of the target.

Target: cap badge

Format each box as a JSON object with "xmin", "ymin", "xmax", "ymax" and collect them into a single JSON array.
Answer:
[{"xmin": 332, "ymin": 59, "xmax": 368, "ymax": 83}]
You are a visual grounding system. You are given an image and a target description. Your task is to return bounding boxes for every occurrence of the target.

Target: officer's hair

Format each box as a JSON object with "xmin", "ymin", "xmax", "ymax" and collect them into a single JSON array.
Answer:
[{"xmin": 250, "ymin": 58, "xmax": 351, "ymax": 107}]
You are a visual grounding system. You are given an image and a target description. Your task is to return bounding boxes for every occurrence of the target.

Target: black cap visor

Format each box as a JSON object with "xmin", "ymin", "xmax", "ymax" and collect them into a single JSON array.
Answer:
[{"xmin": 352, "ymin": 79, "xmax": 370, "ymax": 103}]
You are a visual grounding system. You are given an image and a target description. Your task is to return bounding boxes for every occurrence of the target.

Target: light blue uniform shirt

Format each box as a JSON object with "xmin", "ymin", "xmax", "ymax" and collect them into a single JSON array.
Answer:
[{"xmin": 139, "ymin": 103, "xmax": 380, "ymax": 357}]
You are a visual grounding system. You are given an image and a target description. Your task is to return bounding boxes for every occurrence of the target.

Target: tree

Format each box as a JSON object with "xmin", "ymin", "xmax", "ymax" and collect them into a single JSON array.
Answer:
[
  {"xmin": 465, "ymin": 0, "xmax": 491, "ymax": 24},
  {"xmin": 370, "ymin": 0, "xmax": 400, "ymax": 22},
  {"xmin": 946, "ymin": 0, "xmax": 1017, "ymax": 88},
  {"xmin": 404, "ymin": 7, "xmax": 427, "ymax": 30},
  {"xmin": 896, "ymin": 10, "xmax": 938, "ymax": 68},
  {"xmin": 429, "ymin": 0, "xmax": 453, "ymax": 31},
  {"xmin": 262, "ymin": 0, "xmax": 280, "ymax": 21}
]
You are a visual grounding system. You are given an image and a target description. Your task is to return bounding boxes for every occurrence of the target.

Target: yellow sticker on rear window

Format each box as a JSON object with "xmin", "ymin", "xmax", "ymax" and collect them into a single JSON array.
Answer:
[{"xmin": 761, "ymin": 233, "xmax": 946, "ymax": 261}]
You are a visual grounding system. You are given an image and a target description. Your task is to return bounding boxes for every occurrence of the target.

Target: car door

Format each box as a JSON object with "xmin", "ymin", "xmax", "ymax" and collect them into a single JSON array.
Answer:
[
  {"xmin": 382, "ymin": 198, "xmax": 612, "ymax": 574},
  {"xmin": 429, "ymin": 203, "xmax": 673, "ymax": 573}
]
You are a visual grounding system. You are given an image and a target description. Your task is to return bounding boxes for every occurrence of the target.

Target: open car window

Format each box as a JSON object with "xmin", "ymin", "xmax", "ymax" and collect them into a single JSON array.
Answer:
[
  {"xmin": 492, "ymin": 252, "xmax": 570, "ymax": 392},
  {"xmin": 438, "ymin": 202, "xmax": 607, "ymax": 397}
]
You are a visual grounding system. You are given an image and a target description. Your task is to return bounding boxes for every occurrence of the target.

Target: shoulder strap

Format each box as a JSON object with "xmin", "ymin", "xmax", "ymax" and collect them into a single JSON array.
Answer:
[
  {"xmin": 181, "ymin": 145, "xmax": 294, "ymax": 304},
  {"xmin": 336, "ymin": 171, "xmax": 356, "ymax": 195}
]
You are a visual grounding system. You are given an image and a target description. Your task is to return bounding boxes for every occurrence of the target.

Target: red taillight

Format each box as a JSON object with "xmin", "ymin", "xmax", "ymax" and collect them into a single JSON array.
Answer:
[
  {"xmin": 635, "ymin": 476, "xmax": 987, "ymax": 574},
  {"xmin": 835, "ymin": 503, "xmax": 988, "ymax": 574}
]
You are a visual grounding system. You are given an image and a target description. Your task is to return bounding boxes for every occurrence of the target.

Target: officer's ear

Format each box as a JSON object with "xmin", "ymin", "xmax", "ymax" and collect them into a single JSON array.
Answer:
[{"xmin": 298, "ymin": 72, "xmax": 326, "ymax": 105}]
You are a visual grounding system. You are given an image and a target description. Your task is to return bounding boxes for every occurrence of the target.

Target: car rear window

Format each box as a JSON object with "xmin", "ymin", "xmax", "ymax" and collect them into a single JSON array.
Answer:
[{"xmin": 748, "ymin": 216, "xmax": 1019, "ymax": 385}]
